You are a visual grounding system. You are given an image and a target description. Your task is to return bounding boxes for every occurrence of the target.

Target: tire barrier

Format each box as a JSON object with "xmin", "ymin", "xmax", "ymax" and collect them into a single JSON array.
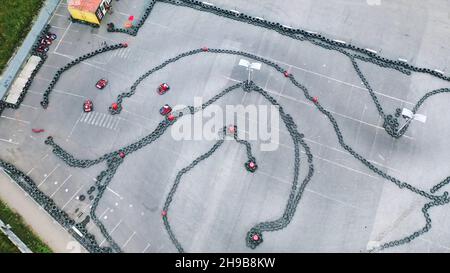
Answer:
[
  {"xmin": 1, "ymin": 25, "xmax": 51, "ymax": 112},
  {"xmin": 31, "ymin": 24, "xmax": 52, "ymax": 57},
  {"xmin": 107, "ymin": 0, "xmax": 157, "ymax": 36},
  {"xmin": 0, "ymin": 101, "xmax": 6, "ymax": 116},
  {"xmin": 69, "ymin": 16, "xmax": 100, "ymax": 28},
  {"xmin": 45, "ymin": 80, "xmax": 310, "ymax": 253},
  {"xmin": 2, "ymin": 56, "xmax": 48, "ymax": 110},
  {"xmin": 109, "ymin": 47, "xmax": 449, "ymax": 141},
  {"xmin": 161, "ymin": 98, "xmax": 313, "ymax": 252},
  {"xmin": 27, "ymin": 2, "xmax": 450, "ymax": 250},
  {"xmin": 107, "ymin": 0, "xmax": 450, "ymax": 84},
  {"xmin": 43, "ymin": 46, "xmax": 450, "ymax": 252},
  {"xmin": 383, "ymin": 88, "xmax": 450, "ymax": 138},
  {"xmin": 0, "ymin": 158, "xmax": 112, "ymax": 253},
  {"xmin": 39, "ymin": 43, "xmax": 128, "ymax": 109},
  {"xmin": 430, "ymin": 177, "xmax": 450, "ymax": 194}
]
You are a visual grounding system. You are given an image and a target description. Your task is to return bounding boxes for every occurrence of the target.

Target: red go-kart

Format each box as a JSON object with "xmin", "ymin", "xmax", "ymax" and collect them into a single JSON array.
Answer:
[
  {"xmin": 83, "ymin": 99, "xmax": 93, "ymax": 112},
  {"xmin": 159, "ymin": 104, "xmax": 172, "ymax": 115},
  {"xmin": 157, "ymin": 83, "xmax": 170, "ymax": 95},
  {"xmin": 37, "ymin": 45, "xmax": 49, "ymax": 53},
  {"xmin": 40, "ymin": 38, "xmax": 52, "ymax": 46},
  {"xmin": 96, "ymin": 79, "xmax": 108, "ymax": 89},
  {"xmin": 45, "ymin": 33, "xmax": 57, "ymax": 40}
]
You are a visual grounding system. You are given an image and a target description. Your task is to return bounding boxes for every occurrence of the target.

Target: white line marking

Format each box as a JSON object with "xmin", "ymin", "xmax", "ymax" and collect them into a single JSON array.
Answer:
[
  {"xmin": 98, "ymin": 114, "xmax": 110, "ymax": 127},
  {"xmin": 42, "ymin": 64, "xmax": 60, "ymax": 69},
  {"xmin": 53, "ymin": 88, "xmax": 85, "ymax": 99},
  {"xmin": 106, "ymin": 116, "xmax": 114, "ymax": 129},
  {"xmin": 333, "ymin": 39, "xmax": 346, "ymax": 44},
  {"xmin": 67, "ymin": 112, "xmax": 83, "ymax": 139},
  {"xmin": 116, "ymin": 49, "xmax": 121, "ymax": 58},
  {"xmin": 122, "ymin": 231, "xmax": 136, "ymax": 248},
  {"xmin": 32, "ymin": 69, "xmax": 57, "ymax": 79},
  {"xmin": 91, "ymin": 59, "xmax": 107, "ymax": 65},
  {"xmin": 112, "ymin": 119, "xmax": 121, "ymax": 130},
  {"xmin": 125, "ymin": 48, "xmax": 132, "ymax": 59},
  {"xmin": 21, "ymin": 104, "xmax": 39, "ymax": 110},
  {"xmin": 224, "ymin": 75, "xmax": 392, "ymax": 132},
  {"xmin": 106, "ymin": 116, "xmax": 115, "ymax": 128},
  {"xmin": 81, "ymin": 112, "xmax": 90, "ymax": 123},
  {"xmin": 0, "ymin": 138, "xmax": 19, "ymax": 145},
  {"xmin": 93, "ymin": 34, "xmax": 118, "ymax": 43},
  {"xmin": 317, "ymin": 155, "xmax": 377, "ymax": 178},
  {"xmin": 95, "ymin": 113, "xmax": 105, "ymax": 126},
  {"xmin": 28, "ymin": 90, "xmax": 42, "ymax": 95},
  {"xmin": 85, "ymin": 112, "xmax": 95, "ymax": 123},
  {"xmin": 48, "ymin": 25, "xmax": 69, "ymax": 31},
  {"xmin": 86, "ymin": 112, "xmax": 96, "ymax": 124},
  {"xmin": 107, "ymin": 187, "xmax": 123, "ymax": 199},
  {"xmin": 98, "ymin": 208, "xmax": 110, "ymax": 218},
  {"xmin": 365, "ymin": 48, "xmax": 378, "ymax": 54},
  {"xmin": 54, "ymin": 22, "xmax": 72, "ymax": 53},
  {"xmin": 80, "ymin": 112, "xmax": 89, "ymax": 123},
  {"xmin": 211, "ymin": 40, "xmax": 415, "ymax": 105},
  {"xmin": 0, "ymin": 115, "xmax": 30, "ymax": 124},
  {"xmin": 26, "ymin": 168, "xmax": 35, "ymax": 175},
  {"xmin": 306, "ymin": 188, "xmax": 362, "ymax": 210},
  {"xmin": 50, "ymin": 174, "xmax": 72, "ymax": 197},
  {"xmin": 292, "ymin": 67, "xmax": 415, "ymax": 105},
  {"xmin": 247, "ymin": 81, "xmax": 414, "ymax": 140},
  {"xmin": 119, "ymin": 48, "xmax": 126, "ymax": 58},
  {"xmin": 61, "ymin": 185, "xmax": 84, "ymax": 209},
  {"xmin": 142, "ymin": 243, "xmax": 151, "ymax": 253},
  {"xmin": 81, "ymin": 112, "xmax": 91, "ymax": 123},
  {"xmin": 90, "ymin": 112, "xmax": 99, "ymax": 125},
  {"xmin": 99, "ymin": 219, "xmax": 123, "ymax": 246},
  {"xmin": 112, "ymin": 117, "xmax": 122, "ymax": 129},
  {"xmin": 50, "ymin": 51, "xmax": 74, "ymax": 59},
  {"xmin": 38, "ymin": 164, "xmax": 60, "ymax": 187},
  {"xmin": 99, "ymin": 115, "xmax": 108, "ymax": 127},
  {"xmin": 258, "ymin": 170, "xmax": 364, "ymax": 211},
  {"xmin": 99, "ymin": 113, "xmax": 108, "ymax": 126},
  {"xmin": 96, "ymin": 113, "xmax": 106, "ymax": 126},
  {"xmin": 86, "ymin": 207, "xmax": 110, "ymax": 231},
  {"xmin": 49, "ymin": 0, "xmax": 67, "ymax": 21},
  {"xmin": 51, "ymin": 50, "xmax": 130, "ymax": 80},
  {"xmin": 202, "ymin": 1, "xmax": 214, "ymax": 6}
]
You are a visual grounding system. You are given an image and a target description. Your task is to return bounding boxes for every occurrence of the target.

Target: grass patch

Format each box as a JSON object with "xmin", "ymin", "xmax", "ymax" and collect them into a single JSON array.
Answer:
[
  {"xmin": 0, "ymin": 198, "xmax": 52, "ymax": 253},
  {"xmin": 0, "ymin": 232, "xmax": 20, "ymax": 253},
  {"xmin": 0, "ymin": 0, "xmax": 45, "ymax": 74}
]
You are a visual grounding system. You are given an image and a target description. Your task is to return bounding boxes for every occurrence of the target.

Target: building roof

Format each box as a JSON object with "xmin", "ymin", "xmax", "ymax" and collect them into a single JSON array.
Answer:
[{"xmin": 68, "ymin": 0, "xmax": 103, "ymax": 12}]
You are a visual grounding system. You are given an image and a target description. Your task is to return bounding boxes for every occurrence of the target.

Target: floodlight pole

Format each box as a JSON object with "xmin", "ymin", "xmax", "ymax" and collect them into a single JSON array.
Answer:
[{"xmin": 239, "ymin": 59, "xmax": 261, "ymax": 83}]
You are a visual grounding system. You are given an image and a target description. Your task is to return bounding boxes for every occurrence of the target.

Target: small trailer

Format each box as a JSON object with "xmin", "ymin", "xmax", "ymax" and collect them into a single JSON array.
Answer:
[{"xmin": 68, "ymin": 0, "xmax": 113, "ymax": 26}]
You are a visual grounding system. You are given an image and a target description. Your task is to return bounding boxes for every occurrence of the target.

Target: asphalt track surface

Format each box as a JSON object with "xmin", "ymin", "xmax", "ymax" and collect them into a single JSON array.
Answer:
[{"xmin": 1, "ymin": 0, "xmax": 450, "ymax": 252}]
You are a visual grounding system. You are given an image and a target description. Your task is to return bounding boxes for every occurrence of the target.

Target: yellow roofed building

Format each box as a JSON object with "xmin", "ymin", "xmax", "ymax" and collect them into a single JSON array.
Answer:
[{"xmin": 68, "ymin": 0, "xmax": 113, "ymax": 25}]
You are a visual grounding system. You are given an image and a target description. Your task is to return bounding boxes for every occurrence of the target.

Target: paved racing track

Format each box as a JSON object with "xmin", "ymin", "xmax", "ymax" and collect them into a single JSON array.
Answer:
[
  {"xmin": 1, "ymin": 0, "xmax": 450, "ymax": 253},
  {"xmin": 40, "ymin": 45, "xmax": 450, "ymax": 252}
]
